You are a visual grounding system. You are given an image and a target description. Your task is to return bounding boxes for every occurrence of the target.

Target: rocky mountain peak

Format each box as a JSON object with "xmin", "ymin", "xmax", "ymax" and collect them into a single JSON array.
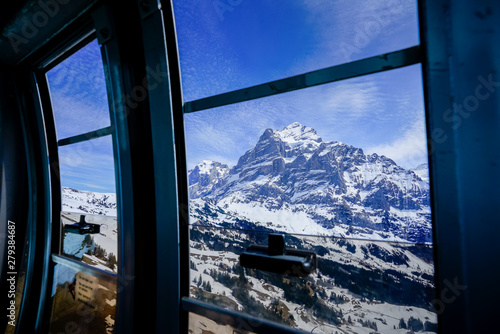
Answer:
[
  {"xmin": 187, "ymin": 123, "xmax": 431, "ymax": 243},
  {"xmin": 275, "ymin": 122, "xmax": 322, "ymax": 144},
  {"xmin": 234, "ymin": 123, "xmax": 325, "ymax": 174}
]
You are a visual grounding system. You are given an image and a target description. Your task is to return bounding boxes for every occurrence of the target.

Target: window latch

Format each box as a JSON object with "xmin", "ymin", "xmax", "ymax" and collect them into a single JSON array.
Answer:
[
  {"xmin": 64, "ymin": 215, "xmax": 101, "ymax": 235},
  {"xmin": 240, "ymin": 234, "xmax": 316, "ymax": 277}
]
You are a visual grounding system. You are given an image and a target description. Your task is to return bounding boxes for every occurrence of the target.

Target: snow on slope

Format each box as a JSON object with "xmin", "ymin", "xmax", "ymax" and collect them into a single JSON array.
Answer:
[
  {"xmin": 188, "ymin": 123, "xmax": 432, "ymax": 244},
  {"xmin": 61, "ymin": 189, "xmax": 118, "ymax": 273},
  {"xmin": 62, "ymin": 187, "xmax": 117, "ymax": 216},
  {"xmin": 189, "ymin": 225, "xmax": 437, "ymax": 333},
  {"xmin": 412, "ymin": 163, "xmax": 430, "ymax": 183}
]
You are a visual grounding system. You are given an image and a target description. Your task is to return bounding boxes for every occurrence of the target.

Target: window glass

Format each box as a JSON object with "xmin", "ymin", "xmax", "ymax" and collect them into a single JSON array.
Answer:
[
  {"xmin": 186, "ymin": 65, "xmax": 430, "ymax": 243},
  {"xmin": 58, "ymin": 136, "xmax": 116, "ymax": 196},
  {"xmin": 58, "ymin": 137, "xmax": 118, "ymax": 272},
  {"xmin": 185, "ymin": 65, "xmax": 436, "ymax": 332},
  {"xmin": 173, "ymin": 0, "xmax": 419, "ymax": 101},
  {"xmin": 46, "ymin": 39, "xmax": 118, "ymax": 274},
  {"xmin": 46, "ymin": 39, "xmax": 111, "ymax": 139},
  {"xmin": 61, "ymin": 212, "xmax": 118, "ymax": 273},
  {"xmin": 190, "ymin": 227, "xmax": 437, "ymax": 332}
]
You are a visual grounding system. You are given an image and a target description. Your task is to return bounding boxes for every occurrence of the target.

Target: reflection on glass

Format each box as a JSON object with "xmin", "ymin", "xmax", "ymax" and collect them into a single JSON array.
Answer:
[
  {"xmin": 61, "ymin": 212, "xmax": 118, "ymax": 273},
  {"xmin": 46, "ymin": 39, "xmax": 110, "ymax": 139},
  {"xmin": 49, "ymin": 264, "xmax": 117, "ymax": 333},
  {"xmin": 173, "ymin": 0, "xmax": 420, "ymax": 101},
  {"xmin": 57, "ymin": 125, "xmax": 117, "ymax": 273},
  {"xmin": 190, "ymin": 226, "xmax": 437, "ymax": 333}
]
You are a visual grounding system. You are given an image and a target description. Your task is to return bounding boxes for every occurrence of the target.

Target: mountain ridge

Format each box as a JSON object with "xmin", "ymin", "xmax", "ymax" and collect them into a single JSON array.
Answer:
[{"xmin": 188, "ymin": 122, "xmax": 431, "ymax": 243}]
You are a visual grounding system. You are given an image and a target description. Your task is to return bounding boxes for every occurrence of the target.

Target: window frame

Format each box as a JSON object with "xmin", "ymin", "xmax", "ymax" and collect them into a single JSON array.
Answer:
[
  {"xmin": 31, "ymin": 26, "xmax": 122, "ymax": 334},
  {"xmin": 174, "ymin": 3, "xmax": 433, "ymax": 334}
]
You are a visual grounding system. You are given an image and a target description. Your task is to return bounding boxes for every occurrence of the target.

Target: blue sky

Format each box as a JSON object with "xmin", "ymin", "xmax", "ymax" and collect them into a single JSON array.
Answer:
[
  {"xmin": 47, "ymin": 0, "xmax": 426, "ymax": 193},
  {"xmin": 47, "ymin": 40, "xmax": 116, "ymax": 193},
  {"xmin": 173, "ymin": 0, "xmax": 427, "ymax": 170}
]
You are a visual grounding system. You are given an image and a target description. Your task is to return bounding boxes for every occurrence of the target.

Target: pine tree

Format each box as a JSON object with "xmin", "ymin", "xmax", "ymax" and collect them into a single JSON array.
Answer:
[
  {"xmin": 197, "ymin": 275, "xmax": 203, "ymax": 287},
  {"xmin": 107, "ymin": 253, "xmax": 117, "ymax": 270}
]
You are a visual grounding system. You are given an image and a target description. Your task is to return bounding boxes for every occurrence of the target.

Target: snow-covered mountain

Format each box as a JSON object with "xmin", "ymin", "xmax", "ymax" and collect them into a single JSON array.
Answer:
[
  {"xmin": 189, "ymin": 122, "xmax": 431, "ymax": 244},
  {"xmin": 412, "ymin": 163, "xmax": 430, "ymax": 183},
  {"xmin": 62, "ymin": 187, "xmax": 117, "ymax": 216},
  {"xmin": 187, "ymin": 124, "xmax": 436, "ymax": 332},
  {"xmin": 58, "ymin": 123, "xmax": 437, "ymax": 332}
]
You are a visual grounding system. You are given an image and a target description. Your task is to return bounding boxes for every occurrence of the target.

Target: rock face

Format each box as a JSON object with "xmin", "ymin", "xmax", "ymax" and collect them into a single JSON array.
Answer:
[
  {"xmin": 188, "ymin": 122, "xmax": 432, "ymax": 243},
  {"xmin": 188, "ymin": 160, "xmax": 230, "ymax": 199}
]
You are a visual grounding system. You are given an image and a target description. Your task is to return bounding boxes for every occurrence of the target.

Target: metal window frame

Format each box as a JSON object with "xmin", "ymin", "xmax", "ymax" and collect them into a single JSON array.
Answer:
[
  {"xmin": 137, "ymin": 0, "xmax": 189, "ymax": 333},
  {"xmin": 57, "ymin": 126, "xmax": 114, "ymax": 146},
  {"xmin": 10, "ymin": 68, "xmax": 55, "ymax": 334},
  {"xmin": 174, "ymin": 6, "xmax": 429, "ymax": 334},
  {"xmin": 12, "ymin": 24, "xmax": 102, "ymax": 334},
  {"xmin": 182, "ymin": 298, "xmax": 311, "ymax": 334},
  {"xmin": 7, "ymin": 5, "xmax": 121, "ymax": 333}
]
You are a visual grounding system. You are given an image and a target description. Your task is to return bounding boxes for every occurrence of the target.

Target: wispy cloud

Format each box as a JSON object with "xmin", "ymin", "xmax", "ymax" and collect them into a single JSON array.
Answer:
[
  {"xmin": 79, "ymin": 183, "xmax": 112, "ymax": 191},
  {"xmin": 58, "ymin": 136, "xmax": 116, "ymax": 193},
  {"xmin": 300, "ymin": 0, "xmax": 418, "ymax": 65},
  {"xmin": 47, "ymin": 40, "xmax": 110, "ymax": 139},
  {"xmin": 365, "ymin": 116, "xmax": 428, "ymax": 169},
  {"xmin": 184, "ymin": 64, "xmax": 427, "ymax": 170}
]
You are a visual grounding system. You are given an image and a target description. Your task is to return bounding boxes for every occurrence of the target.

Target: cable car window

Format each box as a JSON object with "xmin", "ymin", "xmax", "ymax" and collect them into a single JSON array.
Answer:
[
  {"xmin": 47, "ymin": 39, "xmax": 111, "ymax": 139},
  {"xmin": 43, "ymin": 37, "xmax": 118, "ymax": 333},
  {"xmin": 45, "ymin": 39, "xmax": 118, "ymax": 275},
  {"xmin": 173, "ymin": 0, "xmax": 419, "ymax": 101},
  {"xmin": 175, "ymin": 0, "xmax": 437, "ymax": 327}
]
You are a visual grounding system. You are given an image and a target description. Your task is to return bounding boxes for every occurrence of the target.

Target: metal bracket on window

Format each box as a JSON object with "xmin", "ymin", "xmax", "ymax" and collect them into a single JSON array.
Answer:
[
  {"xmin": 91, "ymin": 5, "xmax": 113, "ymax": 45},
  {"xmin": 240, "ymin": 234, "xmax": 316, "ymax": 277},
  {"xmin": 138, "ymin": 0, "xmax": 161, "ymax": 20},
  {"xmin": 64, "ymin": 215, "xmax": 100, "ymax": 234}
]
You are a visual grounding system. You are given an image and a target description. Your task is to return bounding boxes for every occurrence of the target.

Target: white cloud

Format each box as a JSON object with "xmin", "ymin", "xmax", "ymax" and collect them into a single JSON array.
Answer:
[{"xmin": 365, "ymin": 117, "xmax": 428, "ymax": 169}]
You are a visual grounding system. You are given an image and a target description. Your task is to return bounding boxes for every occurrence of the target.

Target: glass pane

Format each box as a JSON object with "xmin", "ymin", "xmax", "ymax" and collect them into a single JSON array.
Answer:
[
  {"xmin": 46, "ymin": 39, "xmax": 110, "ymax": 139},
  {"xmin": 49, "ymin": 264, "xmax": 117, "ymax": 333},
  {"xmin": 58, "ymin": 134, "xmax": 117, "ymax": 272},
  {"xmin": 58, "ymin": 135, "xmax": 116, "ymax": 196},
  {"xmin": 61, "ymin": 212, "xmax": 118, "ymax": 273},
  {"xmin": 190, "ymin": 226, "xmax": 438, "ymax": 333},
  {"xmin": 185, "ymin": 64, "xmax": 435, "ymax": 332},
  {"xmin": 186, "ymin": 64, "xmax": 430, "ymax": 243},
  {"xmin": 173, "ymin": 0, "xmax": 420, "ymax": 101}
]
